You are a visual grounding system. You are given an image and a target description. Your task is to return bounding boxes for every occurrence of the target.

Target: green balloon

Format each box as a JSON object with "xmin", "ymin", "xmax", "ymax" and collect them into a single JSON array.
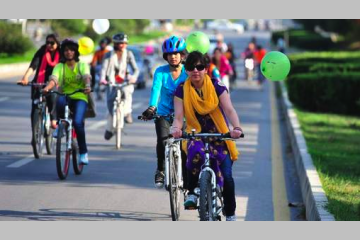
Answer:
[
  {"xmin": 260, "ymin": 51, "xmax": 291, "ymax": 81},
  {"xmin": 186, "ymin": 31, "xmax": 210, "ymax": 54}
]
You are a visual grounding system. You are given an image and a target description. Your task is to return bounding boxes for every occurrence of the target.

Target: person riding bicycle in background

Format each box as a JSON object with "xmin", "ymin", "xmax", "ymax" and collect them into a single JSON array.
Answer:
[
  {"xmin": 212, "ymin": 47, "xmax": 233, "ymax": 91},
  {"xmin": 141, "ymin": 36, "xmax": 188, "ymax": 188},
  {"xmin": 17, "ymin": 33, "xmax": 61, "ymax": 148},
  {"xmin": 171, "ymin": 51, "xmax": 243, "ymax": 221},
  {"xmin": 42, "ymin": 39, "xmax": 92, "ymax": 165},
  {"xmin": 100, "ymin": 33, "xmax": 139, "ymax": 140},
  {"xmin": 91, "ymin": 37, "xmax": 111, "ymax": 100}
]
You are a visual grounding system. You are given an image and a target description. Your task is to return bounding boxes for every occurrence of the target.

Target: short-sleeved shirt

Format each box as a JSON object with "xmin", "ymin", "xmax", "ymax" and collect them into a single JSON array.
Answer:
[{"xmin": 51, "ymin": 62, "xmax": 90, "ymax": 103}]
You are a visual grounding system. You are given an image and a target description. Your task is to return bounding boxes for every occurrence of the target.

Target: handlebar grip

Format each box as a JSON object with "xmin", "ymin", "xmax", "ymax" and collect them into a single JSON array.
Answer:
[{"xmin": 137, "ymin": 116, "xmax": 143, "ymax": 120}]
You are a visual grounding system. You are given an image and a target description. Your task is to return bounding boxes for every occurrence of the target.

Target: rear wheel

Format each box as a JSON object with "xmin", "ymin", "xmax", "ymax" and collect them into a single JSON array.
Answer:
[
  {"xmin": 169, "ymin": 148, "xmax": 180, "ymax": 221},
  {"xmin": 56, "ymin": 122, "xmax": 70, "ymax": 180},
  {"xmin": 72, "ymin": 136, "xmax": 83, "ymax": 175},
  {"xmin": 115, "ymin": 108, "xmax": 124, "ymax": 149},
  {"xmin": 199, "ymin": 171, "xmax": 214, "ymax": 221}
]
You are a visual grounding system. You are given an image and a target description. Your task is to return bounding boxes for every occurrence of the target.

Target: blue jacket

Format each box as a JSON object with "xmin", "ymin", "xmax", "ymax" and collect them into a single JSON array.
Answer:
[{"xmin": 149, "ymin": 65, "xmax": 188, "ymax": 115}]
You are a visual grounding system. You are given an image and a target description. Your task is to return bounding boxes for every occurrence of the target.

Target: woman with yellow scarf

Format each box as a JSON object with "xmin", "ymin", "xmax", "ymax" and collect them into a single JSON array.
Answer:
[{"xmin": 171, "ymin": 51, "xmax": 243, "ymax": 221}]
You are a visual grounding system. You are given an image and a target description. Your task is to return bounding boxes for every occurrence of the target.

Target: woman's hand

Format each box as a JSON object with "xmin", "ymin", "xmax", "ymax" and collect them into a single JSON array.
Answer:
[
  {"xmin": 230, "ymin": 128, "xmax": 243, "ymax": 139},
  {"xmin": 170, "ymin": 126, "xmax": 182, "ymax": 138},
  {"xmin": 128, "ymin": 75, "xmax": 137, "ymax": 84},
  {"xmin": 17, "ymin": 78, "xmax": 28, "ymax": 86},
  {"xmin": 84, "ymin": 85, "xmax": 91, "ymax": 94}
]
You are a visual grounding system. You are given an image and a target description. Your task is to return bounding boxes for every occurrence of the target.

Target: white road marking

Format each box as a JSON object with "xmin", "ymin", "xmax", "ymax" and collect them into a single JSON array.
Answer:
[
  {"xmin": 87, "ymin": 120, "xmax": 107, "ymax": 131},
  {"xmin": 0, "ymin": 97, "xmax": 10, "ymax": 102},
  {"xmin": 7, "ymin": 155, "xmax": 35, "ymax": 168}
]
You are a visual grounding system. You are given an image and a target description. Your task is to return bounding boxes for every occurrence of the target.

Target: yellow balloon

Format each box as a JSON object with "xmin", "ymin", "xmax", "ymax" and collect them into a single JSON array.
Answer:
[{"xmin": 78, "ymin": 37, "xmax": 94, "ymax": 55}]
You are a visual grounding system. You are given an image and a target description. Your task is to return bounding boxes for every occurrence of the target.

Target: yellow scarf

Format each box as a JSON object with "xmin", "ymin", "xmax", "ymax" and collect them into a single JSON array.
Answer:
[{"xmin": 183, "ymin": 74, "xmax": 239, "ymax": 161}]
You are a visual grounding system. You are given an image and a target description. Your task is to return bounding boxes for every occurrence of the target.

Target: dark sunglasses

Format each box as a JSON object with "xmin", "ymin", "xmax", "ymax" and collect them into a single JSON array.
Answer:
[
  {"xmin": 46, "ymin": 41, "xmax": 56, "ymax": 46},
  {"xmin": 186, "ymin": 64, "xmax": 206, "ymax": 72}
]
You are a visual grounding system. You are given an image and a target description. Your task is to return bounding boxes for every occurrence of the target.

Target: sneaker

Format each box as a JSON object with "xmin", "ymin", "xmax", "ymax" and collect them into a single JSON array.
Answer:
[
  {"xmin": 124, "ymin": 114, "xmax": 133, "ymax": 124},
  {"xmin": 154, "ymin": 170, "xmax": 165, "ymax": 188},
  {"xmin": 80, "ymin": 153, "xmax": 89, "ymax": 165},
  {"xmin": 184, "ymin": 194, "xmax": 198, "ymax": 208},
  {"xmin": 104, "ymin": 130, "xmax": 114, "ymax": 140},
  {"xmin": 226, "ymin": 215, "xmax": 237, "ymax": 221}
]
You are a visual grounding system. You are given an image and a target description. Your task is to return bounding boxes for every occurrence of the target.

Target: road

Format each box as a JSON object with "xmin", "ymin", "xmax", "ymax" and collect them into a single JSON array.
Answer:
[{"xmin": 0, "ymin": 30, "xmax": 304, "ymax": 221}]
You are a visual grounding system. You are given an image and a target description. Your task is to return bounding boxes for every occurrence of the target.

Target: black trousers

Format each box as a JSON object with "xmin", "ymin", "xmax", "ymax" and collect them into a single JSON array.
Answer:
[{"xmin": 154, "ymin": 117, "xmax": 187, "ymax": 189}]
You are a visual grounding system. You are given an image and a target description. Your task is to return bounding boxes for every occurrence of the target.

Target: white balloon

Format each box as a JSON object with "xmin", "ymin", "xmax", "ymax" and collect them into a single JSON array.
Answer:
[{"xmin": 92, "ymin": 19, "xmax": 110, "ymax": 35}]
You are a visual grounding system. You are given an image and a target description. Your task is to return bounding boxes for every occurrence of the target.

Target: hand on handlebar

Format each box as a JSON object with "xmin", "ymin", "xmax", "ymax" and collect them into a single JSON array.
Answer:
[
  {"xmin": 17, "ymin": 79, "xmax": 28, "ymax": 86},
  {"xmin": 230, "ymin": 129, "xmax": 243, "ymax": 139},
  {"xmin": 170, "ymin": 126, "xmax": 182, "ymax": 139},
  {"xmin": 141, "ymin": 107, "xmax": 156, "ymax": 121},
  {"xmin": 100, "ymin": 79, "xmax": 108, "ymax": 85},
  {"xmin": 84, "ymin": 86, "xmax": 91, "ymax": 94}
]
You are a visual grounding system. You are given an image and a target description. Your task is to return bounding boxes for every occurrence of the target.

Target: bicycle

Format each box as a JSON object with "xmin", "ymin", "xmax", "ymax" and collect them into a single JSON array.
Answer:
[
  {"xmin": 109, "ymin": 81, "xmax": 131, "ymax": 149},
  {"xmin": 181, "ymin": 129, "xmax": 244, "ymax": 221},
  {"xmin": 138, "ymin": 113, "xmax": 184, "ymax": 221},
  {"xmin": 17, "ymin": 82, "xmax": 54, "ymax": 159},
  {"xmin": 47, "ymin": 89, "xmax": 85, "ymax": 180}
]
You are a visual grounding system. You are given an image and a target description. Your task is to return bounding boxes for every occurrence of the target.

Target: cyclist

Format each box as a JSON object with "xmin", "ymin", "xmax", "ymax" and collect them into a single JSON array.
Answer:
[
  {"xmin": 91, "ymin": 37, "xmax": 111, "ymax": 100},
  {"xmin": 100, "ymin": 33, "xmax": 139, "ymax": 140},
  {"xmin": 212, "ymin": 47, "xmax": 233, "ymax": 91},
  {"xmin": 17, "ymin": 33, "xmax": 61, "ymax": 150},
  {"xmin": 171, "ymin": 51, "xmax": 243, "ymax": 221},
  {"xmin": 141, "ymin": 36, "xmax": 188, "ymax": 188},
  {"xmin": 43, "ymin": 39, "xmax": 92, "ymax": 165}
]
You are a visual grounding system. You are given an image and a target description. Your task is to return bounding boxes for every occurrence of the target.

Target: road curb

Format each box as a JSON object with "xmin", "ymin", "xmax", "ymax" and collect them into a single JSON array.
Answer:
[
  {"xmin": 0, "ymin": 63, "xmax": 29, "ymax": 78},
  {"xmin": 278, "ymin": 81, "xmax": 335, "ymax": 221}
]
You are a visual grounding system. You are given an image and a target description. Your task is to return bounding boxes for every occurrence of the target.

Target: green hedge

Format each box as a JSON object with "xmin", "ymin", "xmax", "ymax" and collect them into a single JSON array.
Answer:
[
  {"xmin": 290, "ymin": 62, "xmax": 360, "ymax": 75},
  {"xmin": 0, "ymin": 21, "xmax": 33, "ymax": 54},
  {"xmin": 272, "ymin": 29, "xmax": 336, "ymax": 51},
  {"xmin": 287, "ymin": 73, "xmax": 360, "ymax": 115}
]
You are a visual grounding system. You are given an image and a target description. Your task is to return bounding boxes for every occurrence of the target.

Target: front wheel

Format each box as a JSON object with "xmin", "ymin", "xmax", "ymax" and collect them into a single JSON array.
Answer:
[
  {"xmin": 115, "ymin": 104, "xmax": 123, "ymax": 149},
  {"xmin": 199, "ymin": 171, "xmax": 214, "ymax": 221},
  {"xmin": 32, "ymin": 111, "xmax": 44, "ymax": 159},
  {"xmin": 169, "ymin": 148, "xmax": 181, "ymax": 221},
  {"xmin": 56, "ymin": 122, "xmax": 70, "ymax": 180},
  {"xmin": 72, "ymin": 136, "xmax": 83, "ymax": 175}
]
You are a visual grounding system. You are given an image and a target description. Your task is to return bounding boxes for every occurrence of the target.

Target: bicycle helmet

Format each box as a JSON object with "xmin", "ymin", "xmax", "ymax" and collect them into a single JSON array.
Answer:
[
  {"xmin": 60, "ymin": 38, "xmax": 80, "ymax": 62},
  {"xmin": 112, "ymin": 33, "xmax": 128, "ymax": 43},
  {"xmin": 162, "ymin": 36, "xmax": 186, "ymax": 60}
]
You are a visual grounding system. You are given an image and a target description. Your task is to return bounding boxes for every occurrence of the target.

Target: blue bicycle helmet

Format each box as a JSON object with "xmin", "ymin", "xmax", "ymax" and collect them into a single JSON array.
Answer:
[{"xmin": 162, "ymin": 36, "xmax": 186, "ymax": 60}]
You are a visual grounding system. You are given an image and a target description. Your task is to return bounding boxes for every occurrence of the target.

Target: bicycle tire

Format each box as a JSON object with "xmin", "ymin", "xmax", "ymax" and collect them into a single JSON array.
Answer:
[
  {"xmin": 115, "ymin": 106, "xmax": 122, "ymax": 149},
  {"xmin": 199, "ymin": 171, "xmax": 214, "ymax": 221},
  {"xmin": 45, "ymin": 108, "xmax": 54, "ymax": 155},
  {"xmin": 32, "ymin": 111, "xmax": 44, "ymax": 159},
  {"xmin": 168, "ymin": 147, "xmax": 181, "ymax": 221},
  {"xmin": 56, "ymin": 122, "xmax": 70, "ymax": 180},
  {"xmin": 72, "ymin": 137, "xmax": 83, "ymax": 175}
]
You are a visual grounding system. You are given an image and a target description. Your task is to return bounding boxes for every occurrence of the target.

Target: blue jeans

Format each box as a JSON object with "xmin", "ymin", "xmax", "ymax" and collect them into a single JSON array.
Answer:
[
  {"xmin": 188, "ymin": 154, "xmax": 236, "ymax": 216},
  {"xmin": 56, "ymin": 96, "xmax": 88, "ymax": 154}
]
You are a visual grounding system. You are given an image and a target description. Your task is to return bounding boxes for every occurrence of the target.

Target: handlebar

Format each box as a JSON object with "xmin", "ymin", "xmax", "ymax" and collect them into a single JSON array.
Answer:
[
  {"xmin": 178, "ymin": 131, "xmax": 244, "ymax": 140},
  {"xmin": 45, "ymin": 89, "xmax": 85, "ymax": 96},
  {"xmin": 137, "ymin": 113, "xmax": 174, "ymax": 121},
  {"xmin": 17, "ymin": 82, "xmax": 47, "ymax": 87}
]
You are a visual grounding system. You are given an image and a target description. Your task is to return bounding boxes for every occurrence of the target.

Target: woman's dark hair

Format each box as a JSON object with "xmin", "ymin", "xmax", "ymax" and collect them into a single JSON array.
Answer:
[
  {"xmin": 212, "ymin": 47, "xmax": 223, "ymax": 68},
  {"xmin": 185, "ymin": 51, "xmax": 210, "ymax": 70},
  {"xmin": 60, "ymin": 39, "xmax": 80, "ymax": 63},
  {"xmin": 45, "ymin": 33, "xmax": 61, "ymax": 47}
]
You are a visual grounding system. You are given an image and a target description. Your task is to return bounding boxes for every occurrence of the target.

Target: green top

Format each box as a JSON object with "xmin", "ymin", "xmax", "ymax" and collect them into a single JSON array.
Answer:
[{"xmin": 51, "ymin": 62, "xmax": 90, "ymax": 103}]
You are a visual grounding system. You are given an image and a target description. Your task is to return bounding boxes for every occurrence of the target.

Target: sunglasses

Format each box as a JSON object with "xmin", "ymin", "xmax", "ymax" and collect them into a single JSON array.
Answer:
[
  {"xmin": 186, "ymin": 64, "xmax": 206, "ymax": 72},
  {"xmin": 46, "ymin": 41, "xmax": 56, "ymax": 46}
]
